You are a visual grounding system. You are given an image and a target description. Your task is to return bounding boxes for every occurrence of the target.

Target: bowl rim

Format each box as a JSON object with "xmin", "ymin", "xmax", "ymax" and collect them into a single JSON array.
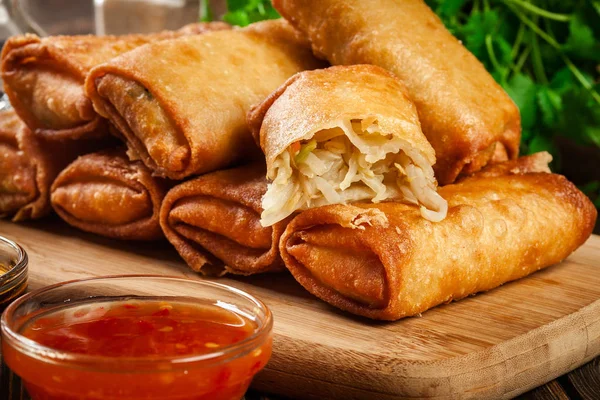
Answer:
[
  {"xmin": 0, "ymin": 234, "xmax": 28, "ymax": 287},
  {"xmin": 1, "ymin": 274, "xmax": 273, "ymax": 372}
]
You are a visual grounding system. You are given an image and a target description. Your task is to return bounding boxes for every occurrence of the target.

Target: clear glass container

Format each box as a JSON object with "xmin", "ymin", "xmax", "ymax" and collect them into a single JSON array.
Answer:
[
  {"xmin": 1, "ymin": 275, "xmax": 273, "ymax": 400},
  {"xmin": 0, "ymin": 235, "xmax": 28, "ymax": 400},
  {"xmin": 0, "ymin": 235, "xmax": 28, "ymax": 312}
]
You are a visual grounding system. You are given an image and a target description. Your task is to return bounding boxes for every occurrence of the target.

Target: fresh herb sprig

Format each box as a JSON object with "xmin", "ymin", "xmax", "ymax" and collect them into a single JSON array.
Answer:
[
  {"xmin": 210, "ymin": 0, "xmax": 280, "ymax": 26},
  {"xmin": 425, "ymin": 0, "xmax": 600, "ymax": 162}
]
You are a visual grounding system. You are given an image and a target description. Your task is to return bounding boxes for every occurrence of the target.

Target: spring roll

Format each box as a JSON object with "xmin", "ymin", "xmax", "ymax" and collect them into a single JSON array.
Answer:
[
  {"xmin": 459, "ymin": 151, "xmax": 552, "ymax": 180},
  {"xmin": 273, "ymin": 0, "xmax": 521, "ymax": 184},
  {"xmin": 1, "ymin": 22, "xmax": 230, "ymax": 140},
  {"xmin": 160, "ymin": 164, "xmax": 288, "ymax": 276},
  {"xmin": 248, "ymin": 65, "xmax": 446, "ymax": 227},
  {"xmin": 0, "ymin": 110, "xmax": 111, "ymax": 221},
  {"xmin": 280, "ymin": 155, "xmax": 597, "ymax": 320},
  {"xmin": 51, "ymin": 149, "xmax": 168, "ymax": 240},
  {"xmin": 85, "ymin": 19, "xmax": 325, "ymax": 180}
]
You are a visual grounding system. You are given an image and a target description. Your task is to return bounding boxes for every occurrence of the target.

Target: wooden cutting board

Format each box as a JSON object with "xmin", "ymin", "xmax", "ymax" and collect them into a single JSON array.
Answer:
[{"xmin": 2, "ymin": 218, "xmax": 599, "ymax": 400}]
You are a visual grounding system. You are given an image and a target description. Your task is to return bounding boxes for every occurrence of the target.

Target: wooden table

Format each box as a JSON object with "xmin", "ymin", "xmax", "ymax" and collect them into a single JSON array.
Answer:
[
  {"xmin": 247, "ymin": 357, "xmax": 600, "ymax": 399},
  {"xmin": 6, "ymin": 364, "xmax": 600, "ymax": 400}
]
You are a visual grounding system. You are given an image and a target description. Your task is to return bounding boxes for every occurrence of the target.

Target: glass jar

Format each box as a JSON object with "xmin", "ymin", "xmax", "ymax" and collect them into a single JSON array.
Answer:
[
  {"xmin": 0, "ymin": 235, "xmax": 27, "ymax": 312},
  {"xmin": 0, "ymin": 234, "xmax": 28, "ymax": 400}
]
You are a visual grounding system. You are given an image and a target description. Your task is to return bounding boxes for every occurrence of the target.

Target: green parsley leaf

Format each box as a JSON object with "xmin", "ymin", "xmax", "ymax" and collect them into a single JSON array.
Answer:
[
  {"xmin": 536, "ymin": 86, "xmax": 562, "ymax": 127},
  {"xmin": 438, "ymin": 0, "xmax": 467, "ymax": 19},
  {"xmin": 227, "ymin": 0, "xmax": 251, "ymax": 12},
  {"xmin": 460, "ymin": 10, "xmax": 500, "ymax": 60},
  {"xmin": 550, "ymin": 67, "xmax": 575, "ymax": 94},
  {"xmin": 558, "ymin": 87, "xmax": 600, "ymax": 147},
  {"xmin": 221, "ymin": 0, "xmax": 280, "ymax": 26},
  {"xmin": 223, "ymin": 9, "xmax": 250, "ymax": 26},
  {"xmin": 504, "ymin": 73, "xmax": 538, "ymax": 130},
  {"xmin": 563, "ymin": 13, "xmax": 600, "ymax": 61}
]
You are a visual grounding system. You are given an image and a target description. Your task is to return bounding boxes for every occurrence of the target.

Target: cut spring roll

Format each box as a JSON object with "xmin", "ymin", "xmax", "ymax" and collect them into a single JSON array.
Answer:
[
  {"xmin": 280, "ymin": 154, "xmax": 597, "ymax": 320},
  {"xmin": 86, "ymin": 19, "xmax": 325, "ymax": 180},
  {"xmin": 273, "ymin": 0, "xmax": 521, "ymax": 184},
  {"xmin": 1, "ymin": 22, "xmax": 229, "ymax": 140},
  {"xmin": 51, "ymin": 149, "xmax": 168, "ymax": 240},
  {"xmin": 248, "ymin": 65, "xmax": 446, "ymax": 226},
  {"xmin": 0, "ymin": 110, "xmax": 111, "ymax": 221},
  {"xmin": 160, "ymin": 164, "xmax": 288, "ymax": 276}
]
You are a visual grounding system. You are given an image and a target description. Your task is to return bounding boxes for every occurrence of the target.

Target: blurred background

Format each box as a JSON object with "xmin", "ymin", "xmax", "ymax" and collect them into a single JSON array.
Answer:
[{"xmin": 0, "ymin": 0, "xmax": 597, "ymax": 233}]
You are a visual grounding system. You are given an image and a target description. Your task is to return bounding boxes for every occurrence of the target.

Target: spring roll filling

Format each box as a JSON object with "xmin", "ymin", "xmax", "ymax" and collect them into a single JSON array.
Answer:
[
  {"xmin": 95, "ymin": 74, "xmax": 190, "ymax": 174},
  {"xmin": 261, "ymin": 119, "xmax": 448, "ymax": 226}
]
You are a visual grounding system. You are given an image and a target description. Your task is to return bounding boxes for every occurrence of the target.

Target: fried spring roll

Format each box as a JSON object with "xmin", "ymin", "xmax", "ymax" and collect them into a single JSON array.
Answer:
[
  {"xmin": 273, "ymin": 0, "xmax": 521, "ymax": 184},
  {"xmin": 160, "ymin": 164, "xmax": 287, "ymax": 276},
  {"xmin": 0, "ymin": 110, "xmax": 110, "ymax": 221},
  {"xmin": 280, "ymin": 154, "xmax": 597, "ymax": 320},
  {"xmin": 51, "ymin": 149, "xmax": 168, "ymax": 241},
  {"xmin": 1, "ymin": 22, "xmax": 230, "ymax": 140},
  {"xmin": 459, "ymin": 151, "xmax": 552, "ymax": 180},
  {"xmin": 85, "ymin": 19, "xmax": 325, "ymax": 180},
  {"xmin": 248, "ymin": 65, "xmax": 446, "ymax": 226}
]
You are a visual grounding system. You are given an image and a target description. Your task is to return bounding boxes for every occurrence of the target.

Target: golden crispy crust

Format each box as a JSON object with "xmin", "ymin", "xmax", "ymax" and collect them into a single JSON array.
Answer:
[
  {"xmin": 459, "ymin": 151, "xmax": 552, "ymax": 181},
  {"xmin": 273, "ymin": 0, "xmax": 521, "ymax": 184},
  {"xmin": 0, "ymin": 110, "xmax": 111, "ymax": 221},
  {"xmin": 85, "ymin": 19, "xmax": 325, "ymax": 180},
  {"xmin": 51, "ymin": 148, "xmax": 168, "ymax": 240},
  {"xmin": 160, "ymin": 164, "xmax": 288, "ymax": 276},
  {"xmin": 1, "ymin": 22, "xmax": 229, "ymax": 140},
  {"xmin": 280, "ymin": 163, "xmax": 596, "ymax": 320},
  {"xmin": 248, "ymin": 64, "xmax": 435, "ymax": 169},
  {"xmin": 0, "ymin": 111, "xmax": 38, "ymax": 219}
]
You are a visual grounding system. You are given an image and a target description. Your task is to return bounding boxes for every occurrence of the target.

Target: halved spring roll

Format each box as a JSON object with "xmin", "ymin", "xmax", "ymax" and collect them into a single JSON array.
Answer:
[
  {"xmin": 51, "ymin": 149, "xmax": 168, "ymax": 241},
  {"xmin": 1, "ymin": 22, "xmax": 230, "ymax": 140},
  {"xmin": 0, "ymin": 110, "xmax": 112, "ymax": 221},
  {"xmin": 85, "ymin": 19, "xmax": 325, "ymax": 180},
  {"xmin": 273, "ymin": 0, "xmax": 521, "ymax": 184},
  {"xmin": 248, "ymin": 65, "xmax": 446, "ymax": 226},
  {"xmin": 160, "ymin": 164, "xmax": 288, "ymax": 276},
  {"xmin": 280, "ymin": 154, "xmax": 597, "ymax": 320}
]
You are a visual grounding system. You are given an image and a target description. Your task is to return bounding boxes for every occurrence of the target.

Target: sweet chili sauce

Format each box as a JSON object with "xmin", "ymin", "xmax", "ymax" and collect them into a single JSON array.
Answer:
[{"xmin": 2, "ymin": 298, "xmax": 272, "ymax": 400}]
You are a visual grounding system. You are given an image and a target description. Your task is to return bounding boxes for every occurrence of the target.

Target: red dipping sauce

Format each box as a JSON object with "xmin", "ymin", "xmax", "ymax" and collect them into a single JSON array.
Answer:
[{"xmin": 1, "ymin": 276, "xmax": 273, "ymax": 400}]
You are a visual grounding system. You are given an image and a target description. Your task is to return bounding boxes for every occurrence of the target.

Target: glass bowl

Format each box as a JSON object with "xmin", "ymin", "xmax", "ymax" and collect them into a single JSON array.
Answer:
[
  {"xmin": 1, "ymin": 275, "xmax": 273, "ymax": 400},
  {"xmin": 0, "ymin": 235, "xmax": 28, "ymax": 312}
]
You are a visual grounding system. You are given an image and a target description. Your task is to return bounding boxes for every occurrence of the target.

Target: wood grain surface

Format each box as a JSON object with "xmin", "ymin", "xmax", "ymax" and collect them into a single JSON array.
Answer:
[{"xmin": 0, "ymin": 218, "xmax": 599, "ymax": 400}]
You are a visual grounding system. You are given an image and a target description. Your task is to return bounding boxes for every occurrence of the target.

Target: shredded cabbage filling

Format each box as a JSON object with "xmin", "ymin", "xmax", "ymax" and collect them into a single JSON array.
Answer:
[{"xmin": 261, "ymin": 120, "xmax": 448, "ymax": 226}]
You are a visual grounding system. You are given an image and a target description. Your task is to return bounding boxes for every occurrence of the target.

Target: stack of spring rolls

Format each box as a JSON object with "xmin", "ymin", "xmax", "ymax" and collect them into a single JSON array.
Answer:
[
  {"xmin": 1, "ymin": 0, "xmax": 596, "ymax": 320},
  {"xmin": 0, "ymin": 19, "xmax": 324, "ymax": 242},
  {"xmin": 0, "ymin": 22, "xmax": 231, "ymax": 228}
]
